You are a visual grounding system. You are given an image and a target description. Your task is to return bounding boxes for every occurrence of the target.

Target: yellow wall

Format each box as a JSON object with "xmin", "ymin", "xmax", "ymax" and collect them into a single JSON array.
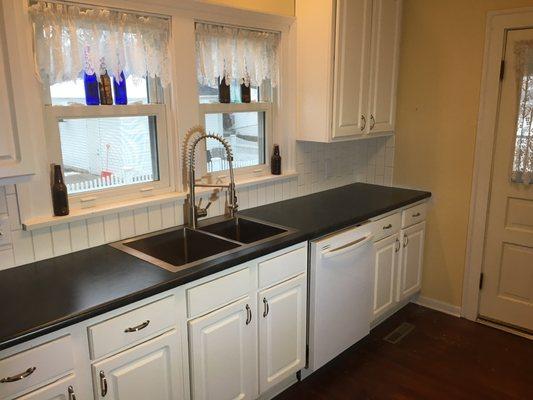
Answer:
[
  {"xmin": 394, "ymin": 0, "xmax": 533, "ymax": 306},
  {"xmin": 204, "ymin": 0, "xmax": 294, "ymax": 16}
]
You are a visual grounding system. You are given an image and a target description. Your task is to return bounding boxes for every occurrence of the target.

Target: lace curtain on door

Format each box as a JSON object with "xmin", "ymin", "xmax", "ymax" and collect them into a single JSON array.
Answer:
[
  {"xmin": 28, "ymin": 1, "xmax": 171, "ymax": 85},
  {"xmin": 513, "ymin": 40, "xmax": 533, "ymax": 184},
  {"xmin": 195, "ymin": 22, "xmax": 280, "ymax": 87}
]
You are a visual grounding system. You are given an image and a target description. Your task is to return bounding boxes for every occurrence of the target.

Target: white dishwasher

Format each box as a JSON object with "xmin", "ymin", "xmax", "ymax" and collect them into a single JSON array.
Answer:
[{"xmin": 306, "ymin": 222, "xmax": 375, "ymax": 373}]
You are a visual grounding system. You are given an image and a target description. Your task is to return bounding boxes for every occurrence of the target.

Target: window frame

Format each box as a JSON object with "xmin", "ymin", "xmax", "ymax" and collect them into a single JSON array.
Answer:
[
  {"xmin": 198, "ymin": 101, "xmax": 273, "ymax": 180},
  {"xmin": 44, "ymin": 101, "xmax": 173, "ymax": 209}
]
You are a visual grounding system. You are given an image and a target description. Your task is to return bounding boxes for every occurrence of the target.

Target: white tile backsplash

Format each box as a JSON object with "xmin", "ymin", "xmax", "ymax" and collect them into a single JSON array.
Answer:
[{"xmin": 0, "ymin": 137, "xmax": 394, "ymax": 270}]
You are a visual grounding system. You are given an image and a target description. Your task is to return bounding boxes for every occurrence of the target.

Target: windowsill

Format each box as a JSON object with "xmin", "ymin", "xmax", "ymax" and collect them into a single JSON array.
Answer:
[{"xmin": 22, "ymin": 172, "xmax": 298, "ymax": 231}]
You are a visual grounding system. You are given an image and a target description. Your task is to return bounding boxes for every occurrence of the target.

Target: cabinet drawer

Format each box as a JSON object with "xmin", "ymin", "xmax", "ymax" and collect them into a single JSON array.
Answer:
[
  {"xmin": 401, "ymin": 203, "xmax": 427, "ymax": 228},
  {"xmin": 373, "ymin": 212, "xmax": 401, "ymax": 242},
  {"xmin": 187, "ymin": 268, "xmax": 250, "ymax": 318},
  {"xmin": 259, "ymin": 245, "xmax": 307, "ymax": 289},
  {"xmin": 0, "ymin": 336, "xmax": 73, "ymax": 399},
  {"xmin": 88, "ymin": 296, "xmax": 176, "ymax": 360}
]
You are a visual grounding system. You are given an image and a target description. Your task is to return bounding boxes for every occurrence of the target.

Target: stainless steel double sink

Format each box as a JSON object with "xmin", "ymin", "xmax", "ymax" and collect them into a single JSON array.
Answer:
[{"xmin": 110, "ymin": 216, "xmax": 294, "ymax": 273}]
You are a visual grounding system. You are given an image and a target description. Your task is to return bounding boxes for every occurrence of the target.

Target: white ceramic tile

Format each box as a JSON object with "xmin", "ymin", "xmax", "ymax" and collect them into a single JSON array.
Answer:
[
  {"xmin": 148, "ymin": 205, "xmax": 163, "ymax": 231},
  {"xmin": 87, "ymin": 216, "xmax": 105, "ymax": 247},
  {"xmin": 134, "ymin": 208, "xmax": 150, "ymax": 235},
  {"xmin": 6, "ymin": 193, "xmax": 21, "ymax": 231},
  {"xmin": 119, "ymin": 210, "xmax": 135, "ymax": 239},
  {"xmin": 12, "ymin": 229, "xmax": 35, "ymax": 266},
  {"xmin": 32, "ymin": 227, "xmax": 54, "ymax": 261},
  {"xmin": 103, "ymin": 214, "xmax": 121, "ymax": 242},
  {"xmin": 0, "ymin": 247, "xmax": 15, "ymax": 270},
  {"xmin": 51, "ymin": 223, "xmax": 72, "ymax": 256},
  {"xmin": 161, "ymin": 202, "xmax": 176, "ymax": 229},
  {"xmin": 69, "ymin": 220, "xmax": 89, "ymax": 251}
]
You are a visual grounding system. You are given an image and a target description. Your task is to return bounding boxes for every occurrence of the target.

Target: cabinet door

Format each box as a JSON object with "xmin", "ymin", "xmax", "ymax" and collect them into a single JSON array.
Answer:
[
  {"xmin": 15, "ymin": 374, "xmax": 77, "ymax": 400},
  {"xmin": 92, "ymin": 330, "xmax": 183, "ymax": 400},
  {"xmin": 0, "ymin": 1, "xmax": 33, "ymax": 180},
  {"xmin": 399, "ymin": 222, "xmax": 426, "ymax": 299},
  {"xmin": 188, "ymin": 297, "xmax": 257, "ymax": 400},
  {"xmin": 372, "ymin": 233, "xmax": 400, "ymax": 321},
  {"xmin": 368, "ymin": 0, "xmax": 402, "ymax": 134},
  {"xmin": 332, "ymin": 0, "xmax": 373, "ymax": 139},
  {"xmin": 258, "ymin": 274, "xmax": 306, "ymax": 394}
]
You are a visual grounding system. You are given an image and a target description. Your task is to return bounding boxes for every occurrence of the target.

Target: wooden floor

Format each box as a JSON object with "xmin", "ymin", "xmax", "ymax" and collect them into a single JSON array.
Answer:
[{"xmin": 275, "ymin": 304, "xmax": 533, "ymax": 400}]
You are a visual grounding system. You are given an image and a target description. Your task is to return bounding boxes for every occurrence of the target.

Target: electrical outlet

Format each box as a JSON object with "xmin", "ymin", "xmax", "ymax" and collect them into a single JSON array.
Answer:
[{"xmin": 0, "ymin": 215, "xmax": 11, "ymax": 247}]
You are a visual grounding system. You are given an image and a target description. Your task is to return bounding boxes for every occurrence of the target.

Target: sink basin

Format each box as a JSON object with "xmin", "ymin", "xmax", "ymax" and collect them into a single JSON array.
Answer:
[
  {"xmin": 113, "ymin": 227, "xmax": 241, "ymax": 272},
  {"xmin": 198, "ymin": 217, "xmax": 288, "ymax": 244}
]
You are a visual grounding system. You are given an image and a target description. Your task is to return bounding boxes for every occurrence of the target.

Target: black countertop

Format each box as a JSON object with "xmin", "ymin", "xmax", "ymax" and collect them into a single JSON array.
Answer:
[{"xmin": 0, "ymin": 183, "xmax": 430, "ymax": 351}]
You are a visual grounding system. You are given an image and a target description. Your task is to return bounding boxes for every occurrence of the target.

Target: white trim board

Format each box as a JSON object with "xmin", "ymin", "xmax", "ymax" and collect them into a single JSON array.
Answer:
[
  {"xmin": 413, "ymin": 296, "xmax": 461, "ymax": 318},
  {"xmin": 462, "ymin": 8, "xmax": 533, "ymax": 321}
]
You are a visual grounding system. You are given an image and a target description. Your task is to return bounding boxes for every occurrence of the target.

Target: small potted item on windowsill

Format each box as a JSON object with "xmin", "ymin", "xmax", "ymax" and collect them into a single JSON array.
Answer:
[{"xmin": 51, "ymin": 164, "xmax": 69, "ymax": 216}]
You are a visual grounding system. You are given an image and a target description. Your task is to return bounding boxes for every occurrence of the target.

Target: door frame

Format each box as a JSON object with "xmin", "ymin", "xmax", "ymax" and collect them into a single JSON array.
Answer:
[{"xmin": 463, "ymin": 7, "xmax": 533, "ymax": 321}]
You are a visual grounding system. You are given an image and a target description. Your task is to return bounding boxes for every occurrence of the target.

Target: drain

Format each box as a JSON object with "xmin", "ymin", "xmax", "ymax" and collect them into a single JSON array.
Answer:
[{"xmin": 383, "ymin": 322, "xmax": 415, "ymax": 344}]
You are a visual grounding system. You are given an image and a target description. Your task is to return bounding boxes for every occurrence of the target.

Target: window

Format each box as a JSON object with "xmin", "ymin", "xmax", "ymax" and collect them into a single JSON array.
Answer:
[
  {"xmin": 29, "ymin": 1, "xmax": 172, "ymax": 204},
  {"xmin": 195, "ymin": 22, "xmax": 280, "ymax": 175}
]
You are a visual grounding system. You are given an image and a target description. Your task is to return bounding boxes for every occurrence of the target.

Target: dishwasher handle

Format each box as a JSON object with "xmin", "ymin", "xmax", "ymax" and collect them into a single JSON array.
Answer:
[{"xmin": 322, "ymin": 234, "xmax": 374, "ymax": 259}]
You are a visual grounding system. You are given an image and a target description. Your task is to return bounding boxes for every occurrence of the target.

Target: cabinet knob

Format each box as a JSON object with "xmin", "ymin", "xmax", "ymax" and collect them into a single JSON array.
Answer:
[
  {"xmin": 245, "ymin": 304, "xmax": 252, "ymax": 325},
  {"xmin": 360, "ymin": 115, "xmax": 366, "ymax": 131},
  {"xmin": 403, "ymin": 236, "xmax": 409, "ymax": 248},
  {"xmin": 99, "ymin": 371, "xmax": 108, "ymax": 397},
  {"xmin": 383, "ymin": 224, "xmax": 392, "ymax": 230},
  {"xmin": 412, "ymin": 212, "xmax": 421, "ymax": 217},
  {"xmin": 370, "ymin": 114, "xmax": 375, "ymax": 130},
  {"xmin": 263, "ymin": 298, "xmax": 270, "ymax": 318}
]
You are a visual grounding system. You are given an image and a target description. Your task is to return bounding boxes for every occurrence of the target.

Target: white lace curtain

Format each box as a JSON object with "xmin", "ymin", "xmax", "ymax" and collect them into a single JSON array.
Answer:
[
  {"xmin": 513, "ymin": 40, "xmax": 533, "ymax": 184},
  {"xmin": 195, "ymin": 22, "xmax": 280, "ymax": 88},
  {"xmin": 28, "ymin": 1, "xmax": 171, "ymax": 85}
]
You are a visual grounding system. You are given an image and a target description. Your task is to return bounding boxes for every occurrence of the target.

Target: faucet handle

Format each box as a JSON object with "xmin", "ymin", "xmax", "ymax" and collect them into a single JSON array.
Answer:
[{"xmin": 195, "ymin": 199, "xmax": 211, "ymax": 218}]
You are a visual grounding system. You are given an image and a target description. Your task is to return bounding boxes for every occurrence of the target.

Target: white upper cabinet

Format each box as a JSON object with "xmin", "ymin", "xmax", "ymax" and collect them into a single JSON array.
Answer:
[
  {"xmin": 296, "ymin": 0, "xmax": 402, "ymax": 142},
  {"xmin": 0, "ymin": 1, "xmax": 34, "ymax": 181}
]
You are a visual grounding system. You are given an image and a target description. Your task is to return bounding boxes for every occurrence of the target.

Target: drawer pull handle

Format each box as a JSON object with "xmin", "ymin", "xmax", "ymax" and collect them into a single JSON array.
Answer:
[
  {"xmin": 245, "ymin": 304, "xmax": 252, "ymax": 325},
  {"xmin": 124, "ymin": 320, "xmax": 150, "ymax": 333},
  {"xmin": 0, "ymin": 367, "xmax": 36, "ymax": 383},
  {"xmin": 263, "ymin": 298, "xmax": 270, "ymax": 318},
  {"xmin": 68, "ymin": 385, "xmax": 77, "ymax": 400},
  {"xmin": 412, "ymin": 212, "xmax": 421, "ymax": 217},
  {"xmin": 383, "ymin": 224, "xmax": 393, "ymax": 230},
  {"xmin": 395, "ymin": 238, "xmax": 400, "ymax": 253},
  {"xmin": 99, "ymin": 371, "xmax": 108, "ymax": 397},
  {"xmin": 403, "ymin": 236, "xmax": 409, "ymax": 248}
]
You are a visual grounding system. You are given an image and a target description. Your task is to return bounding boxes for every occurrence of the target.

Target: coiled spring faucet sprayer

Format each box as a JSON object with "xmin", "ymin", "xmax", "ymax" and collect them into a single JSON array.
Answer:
[{"xmin": 185, "ymin": 126, "xmax": 238, "ymax": 229}]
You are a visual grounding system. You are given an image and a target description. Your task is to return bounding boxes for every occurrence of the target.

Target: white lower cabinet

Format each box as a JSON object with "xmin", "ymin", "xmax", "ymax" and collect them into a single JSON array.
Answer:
[
  {"xmin": 372, "ymin": 233, "xmax": 400, "ymax": 320},
  {"xmin": 14, "ymin": 375, "xmax": 77, "ymax": 400},
  {"xmin": 92, "ymin": 330, "xmax": 182, "ymax": 400},
  {"xmin": 188, "ymin": 297, "xmax": 257, "ymax": 400},
  {"xmin": 399, "ymin": 221, "xmax": 426, "ymax": 300},
  {"xmin": 258, "ymin": 274, "xmax": 306, "ymax": 393}
]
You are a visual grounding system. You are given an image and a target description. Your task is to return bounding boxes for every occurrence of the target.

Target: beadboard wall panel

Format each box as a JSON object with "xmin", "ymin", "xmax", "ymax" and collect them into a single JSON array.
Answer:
[{"xmin": 0, "ymin": 137, "xmax": 394, "ymax": 270}]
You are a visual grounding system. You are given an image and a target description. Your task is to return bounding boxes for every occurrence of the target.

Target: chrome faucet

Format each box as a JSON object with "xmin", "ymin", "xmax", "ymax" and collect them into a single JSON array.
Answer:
[{"xmin": 186, "ymin": 126, "xmax": 238, "ymax": 229}]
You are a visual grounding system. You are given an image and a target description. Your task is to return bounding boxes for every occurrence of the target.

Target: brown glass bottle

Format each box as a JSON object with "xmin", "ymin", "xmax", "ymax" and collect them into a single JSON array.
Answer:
[
  {"xmin": 51, "ymin": 164, "xmax": 69, "ymax": 216},
  {"xmin": 271, "ymin": 144, "xmax": 281, "ymax": 175},
  {"xmin": 218, "ymin": 76, "xmax": 230, "ymax": 103},
  {"xmin": 241, "ymin": 81, "xmax": 251, "ymax": 103},
  {"xmin": 99, "ymin": 70, "xmax": 113, "ymax": 105}
]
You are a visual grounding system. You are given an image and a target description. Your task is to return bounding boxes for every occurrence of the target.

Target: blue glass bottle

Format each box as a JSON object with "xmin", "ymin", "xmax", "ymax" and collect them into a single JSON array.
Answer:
[
  {"xmin": 83, "ymin": 72, "xmax": 100, "ymax": 105},
  {"xmin": 113, "ymin": 71, "xmax": 128, "ymax": 105}
]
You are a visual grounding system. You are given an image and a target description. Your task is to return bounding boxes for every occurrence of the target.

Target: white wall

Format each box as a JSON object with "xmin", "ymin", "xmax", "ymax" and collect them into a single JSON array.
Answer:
[{"xmin": 0, "ymin": 136, "xmax": 394, "ymax": 270}]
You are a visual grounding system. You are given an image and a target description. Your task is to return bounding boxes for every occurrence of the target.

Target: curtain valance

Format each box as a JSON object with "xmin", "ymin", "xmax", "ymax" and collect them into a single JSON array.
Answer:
[
  {"xmin": 513, "ymin": 40, "xmax": 533, "ymax": 184},
  {"xmin": 28, "ymin": 1, "xmax": 171, "ymax": 85},
  {"xmin": 195, "ymin": 22, "xmax": 280, "ymax": 88}
]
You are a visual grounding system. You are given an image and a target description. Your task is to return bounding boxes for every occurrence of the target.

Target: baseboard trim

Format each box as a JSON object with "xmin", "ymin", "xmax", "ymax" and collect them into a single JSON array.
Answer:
[{"xmin": 413, "ymin": 295, "xmax": 461, "ymax": 317}]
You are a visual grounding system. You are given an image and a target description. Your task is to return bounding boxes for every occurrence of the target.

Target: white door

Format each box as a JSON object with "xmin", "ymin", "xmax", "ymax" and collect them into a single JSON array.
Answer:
[
  {"xmin": 479, "ymin": 29, "xmax": 533, "ymax": 332},
  {"xmin": 368, "ymin": 0, "xmax": 402, "ymax": 134},
  {"xmin": 92, "ymin": 330, "xmax": 183, "ymax": 400},
  {"xmin": 332, "ymin": 0, "xmax": 373, "ymax": 139},
  {"xmin": 399, "ymin": 222, "xmax": 425, "ymax": 300},
  {"xmin": 15, "ymin": 375, "xmax": 77, "ymax": 400},
  {"xmin": 258, "ymin": 274, "xmax": 306, "ymax": 393},
  {"xmin": 372, "ymin": 233, "xmax": 400, "ymax": 321},
  {"xmin": 188, "ymin": 297, "xmax": 257, "ymax": 400}
]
